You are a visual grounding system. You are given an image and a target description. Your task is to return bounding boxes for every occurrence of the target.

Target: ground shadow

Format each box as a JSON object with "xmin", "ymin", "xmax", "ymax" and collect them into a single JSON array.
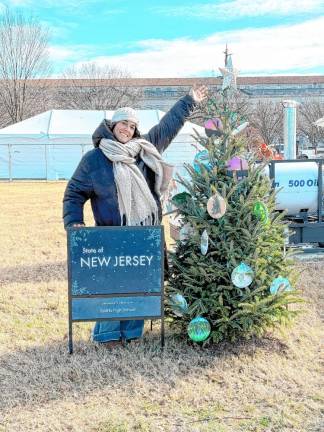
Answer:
[
  {"xmin": 0, "ymin": 331, "xmax": 289, "ymax": 414},
  {"xmin": 0, "ymin": 261, "xmax": 67, "ymax": 284}
]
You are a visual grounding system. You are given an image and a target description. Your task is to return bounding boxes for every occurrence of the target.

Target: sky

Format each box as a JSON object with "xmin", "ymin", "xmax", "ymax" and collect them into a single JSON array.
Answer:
[{"xmin": 1, "ymin": 0, "xmax": 324, "ymax": 78}]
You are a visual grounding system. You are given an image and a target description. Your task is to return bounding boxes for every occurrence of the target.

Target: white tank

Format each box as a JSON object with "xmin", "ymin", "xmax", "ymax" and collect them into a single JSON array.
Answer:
[{"xmin": 265, "ymin": 162, "xmax": 323, "ymax": 215}]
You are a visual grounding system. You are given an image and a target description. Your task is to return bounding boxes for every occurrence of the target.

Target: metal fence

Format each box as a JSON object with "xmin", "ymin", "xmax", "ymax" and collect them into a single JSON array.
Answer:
[{"xmin": 0, "ymin": 143, "xmax": 93, "ymax": 180}]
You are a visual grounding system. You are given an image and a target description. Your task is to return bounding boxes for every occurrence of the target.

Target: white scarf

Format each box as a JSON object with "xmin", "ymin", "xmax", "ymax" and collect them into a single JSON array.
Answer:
[{"xmin": 99, "ymin": 138, "xmax": 173, "ymax": 226}]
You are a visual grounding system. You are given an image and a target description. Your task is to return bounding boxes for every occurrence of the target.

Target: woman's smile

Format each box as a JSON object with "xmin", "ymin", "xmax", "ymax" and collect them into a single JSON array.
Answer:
[{"xmin": 113, "ymin": 120, "xmax": 136, "ymax": 143}]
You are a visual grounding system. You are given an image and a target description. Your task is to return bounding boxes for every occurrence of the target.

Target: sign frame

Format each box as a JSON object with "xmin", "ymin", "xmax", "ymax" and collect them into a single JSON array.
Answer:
[{"xmin": 67, "ymin": 225, "xmax": 165, "ymax": 353}]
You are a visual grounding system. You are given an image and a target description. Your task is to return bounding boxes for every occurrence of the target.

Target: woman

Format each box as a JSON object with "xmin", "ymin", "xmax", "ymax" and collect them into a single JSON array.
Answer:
[{"xmin": 63, "ymin": 85, "xmax": 208, "ymax": 345}]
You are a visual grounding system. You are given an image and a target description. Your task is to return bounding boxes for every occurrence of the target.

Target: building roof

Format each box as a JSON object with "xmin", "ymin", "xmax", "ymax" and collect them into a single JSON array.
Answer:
[{"xmin": 26, "ymin": 76, "xmax": 324, "ymax": 88}]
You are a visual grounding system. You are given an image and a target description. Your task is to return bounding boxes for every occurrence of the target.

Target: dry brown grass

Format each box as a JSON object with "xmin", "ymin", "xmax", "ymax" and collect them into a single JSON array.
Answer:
[{"xmin": 0, "ymin": 182, "xmax": 323, "ymax": 432}]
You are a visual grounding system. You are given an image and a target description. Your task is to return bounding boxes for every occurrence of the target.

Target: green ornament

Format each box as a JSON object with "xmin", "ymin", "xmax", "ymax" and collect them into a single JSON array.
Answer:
[
  {"xmin": 253, "ymin": 201, "xmax": 269, "ymax": 223},
  {"xmin": 171, "ymin": 192, "xmax": 191, "ymax": 207},
  {"xmin": 187, "ymin": 317, "xmax": 211, "ymax": 342},
  {"xmin": 230, "ymin": 112, "xmax": 238, "ymax": 122}
]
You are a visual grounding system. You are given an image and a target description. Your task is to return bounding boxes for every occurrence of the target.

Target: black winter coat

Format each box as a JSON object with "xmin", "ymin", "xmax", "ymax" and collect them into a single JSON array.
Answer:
[{"xmin": 63, "ymin": 95, "xmax": 196, "ymax": 228}]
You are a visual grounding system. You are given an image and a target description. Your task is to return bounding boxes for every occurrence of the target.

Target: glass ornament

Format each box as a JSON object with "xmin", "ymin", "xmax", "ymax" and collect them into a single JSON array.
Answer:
[
  {"xmin": 169, "ymin": 293, "xmax": 188, "ymax": 317},
  {"xmin": 207, "ymin": 193, "xmax": 227, "ymax": 219},
  {"xmin": 232, "ymin": 121, "xmax": 249, "ymax": 136},
  {"xmin": 200, "ymin": 229, "xmax": 209, "ymax": 255},
  {"xmin": 204, "ymin": 117, "xmax": 223, "ymax": 137},
  {"xmin": 253, "ymin": 201, "xmax": 269, "ymax": 223},
  {"xmin": 179, "ymin": 223, "xmax": 195, "ymax": 243},
  {"xmin": 230, "ymin": 112, "xmax": 238, "ymax": 122},
  {"xmin": 193, "ymin": 150, "xmax": 212, "ymax": 173},
  {"xmin": 171, "ymin": 192, "xmax": 191, "ymax": 207},
  {"xmin": 270, "ymin": 277, "xmax": 292, "ymax": 295},
  {"xmin": 231, "ymin": 262, "xmax": 254, "ymax": 288},
  {"xmin": 187, "ymin": 317, "xmax": 211, "ymax": 342}
]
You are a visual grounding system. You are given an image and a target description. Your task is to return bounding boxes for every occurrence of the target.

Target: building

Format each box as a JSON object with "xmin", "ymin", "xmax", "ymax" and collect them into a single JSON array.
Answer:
[{"xmin": 43, "ymin": 75, "xmax": 324, "ymax": 112}]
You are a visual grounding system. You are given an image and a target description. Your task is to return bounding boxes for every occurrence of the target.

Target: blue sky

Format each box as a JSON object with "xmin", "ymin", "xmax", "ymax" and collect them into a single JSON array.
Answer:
[{"xmin": 2, "ymin": 0, "xmax": 324, "ymax": 77}]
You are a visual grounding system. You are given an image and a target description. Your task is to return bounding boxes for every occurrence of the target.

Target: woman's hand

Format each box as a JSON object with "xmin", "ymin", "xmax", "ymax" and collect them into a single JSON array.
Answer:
[{"xmin": 189, "ymin": 85, "xmax": 209, "ymax": 103}]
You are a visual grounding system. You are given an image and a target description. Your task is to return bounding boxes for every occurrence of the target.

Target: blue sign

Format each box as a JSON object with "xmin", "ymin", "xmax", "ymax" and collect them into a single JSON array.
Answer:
[
  {"xmin": 68, "ymin": 226, "xmax": 163, "ymax": 295},
  {"xmin": 72, "ymin": 296, "xmax": 162, "ymax": 321},
  {"xmin": 67, "ymin": 226, "xmax": 165, "ymax": 353},
  {"xmin": 67, "ymin": 226, "xmax": 164, "ymax": 320}
]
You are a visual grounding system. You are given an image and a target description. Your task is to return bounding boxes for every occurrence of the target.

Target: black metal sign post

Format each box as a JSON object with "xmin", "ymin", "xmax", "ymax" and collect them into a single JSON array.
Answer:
[{"xmin": 67, "ymin": 226, "xmax": 165, "ymax": 354}]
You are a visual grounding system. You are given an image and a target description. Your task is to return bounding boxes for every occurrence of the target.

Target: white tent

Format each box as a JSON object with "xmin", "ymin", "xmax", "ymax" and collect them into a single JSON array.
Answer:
[
  {"xmin": 314, "ymin": 117, "xmax": 324, "ymax": 128},
  {"xmin": 0, "ymin": 109, "xmax": 205, "ymax": 180}
]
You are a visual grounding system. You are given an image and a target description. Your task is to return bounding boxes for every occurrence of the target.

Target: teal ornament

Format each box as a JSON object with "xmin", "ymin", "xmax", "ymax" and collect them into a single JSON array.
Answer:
[
  {"xmin": 230, "ymin": 112, "xmax": 238, "ymax": 122},
  {"xmin": 171, "ymin": 192, "xmax": 191, "ymax": 207},
  {"xmin": 253, "ymin": 201, "xmax": 269, "ymax": 223},
  {"xmin": 187, "ymin": 317, "xmax": 211, "ymax": 342},
  {"xmin": 169, "ymin": 293, "xmax": 188, "ymax": 317},
  {"xmin": 193, "ymin": 150, "xmax": 212, "ymax": 174},
  {"xmin": 200, "ymin": 229, "xmax": 209, "ymax": 255},
  {"xmin": 231, "ymin": 262, "xmax": 254, "ymax": 288},
  {"xmin": 270, "ymin": 277, "xmax": 292, "ymax": 295}
]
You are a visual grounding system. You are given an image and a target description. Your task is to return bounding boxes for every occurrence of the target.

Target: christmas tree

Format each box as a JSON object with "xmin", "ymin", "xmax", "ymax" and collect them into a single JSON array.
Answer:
[{"xmin": 166, "ymin": 53, "xmax": 301, "ymax": 344}]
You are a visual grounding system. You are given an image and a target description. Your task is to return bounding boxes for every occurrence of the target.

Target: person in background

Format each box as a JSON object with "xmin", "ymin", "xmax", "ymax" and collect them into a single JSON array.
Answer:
[{"xmin": 63, "ymin": 85, "xmax": 208, "ymax": 346}]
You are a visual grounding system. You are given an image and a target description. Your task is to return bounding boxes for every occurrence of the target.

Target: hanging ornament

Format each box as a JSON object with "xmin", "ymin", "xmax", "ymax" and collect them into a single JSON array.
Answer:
[
  {"xmin": 227, "ymin": 156, "xmax": 249, "ymax": 171},
  {"xmin": 171, "ymin": 192, "xmax": 191, "ymax": 207},
  {"xmin": 253, "ymin": 201, "xmax": 269, "ymax": 223},
  {"xmin": 270, "ymin": 277, "xmax": 292, "ymax": 295},
  {"xmin": 169, "ymin": 293, "xmax": 189, "ymax": 317},
  {"xmin": 231, "ymin": 262, "xmax": 254, "ymax": 288},
  {"xmin": 204, "ymin": 117, "xmax": 223, "ymax": 137},
  {"xmin": 259, "ymin": 143, "xmax": 274, "ymax": 160},
  {"xmin": 230, "ymin": 112, "xmax": 238, "ymax": 123},
  {"xmin": 200, "ymin": 229, "xmax": 209, "ymax": 255},
  {"xmin": 232, "ymin": 121, "xmax": 249, "ymax": 136},
  {"xmin": 187, "ymin": 317, "xmax": 211, "ymax": 342},
  {"xmin": 207, "ymin": 193, "xmax": 227, "ymax": 219},
  {"xmin": 193, "ymin": 150, "xmax": 212, "ymax": 173},
  {"xmin": 179, "ymin": 223, "xmax": 195, "ymax": 243}
]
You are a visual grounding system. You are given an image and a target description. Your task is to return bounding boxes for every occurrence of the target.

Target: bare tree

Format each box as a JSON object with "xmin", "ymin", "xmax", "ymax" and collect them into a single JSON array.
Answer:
[
  {"xmin": 298, "ymin": 98, "xmax": 324, "ymax": 150},
  {"xmin": 56, "ymin": 63, "xmax": 142, "ymax": 110},
  {"xmin": 191, "ymin": 87, "xmax": 251, "ymax": 125},
  {"xmin": 0, "ymin": 8, "xmax": 51, "ymax": 127},
  {"xmin": 249, "ymin": 100, "xmax": 283, "ymax": 146}
]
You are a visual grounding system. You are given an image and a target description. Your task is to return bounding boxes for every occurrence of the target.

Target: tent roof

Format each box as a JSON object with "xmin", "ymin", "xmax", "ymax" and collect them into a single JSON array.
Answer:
[
  {"xmin": 314, "ymin": 117, "xmax": 324, "ymax": 128},
  {"xmin": 0, "ymin": 109, "xmax": 205, "ymax": 138}
]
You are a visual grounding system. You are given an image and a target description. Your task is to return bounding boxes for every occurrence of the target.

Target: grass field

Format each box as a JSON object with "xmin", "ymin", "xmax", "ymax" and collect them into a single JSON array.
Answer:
[{"xmin": 0, "ymin": 182, "xmax": 323, "ymax": 432}]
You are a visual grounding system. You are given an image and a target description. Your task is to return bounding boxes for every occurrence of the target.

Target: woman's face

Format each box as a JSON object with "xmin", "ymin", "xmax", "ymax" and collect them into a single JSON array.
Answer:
[{"xmin": 113, "ymin": 120, "xmax": 136, "ymax": 144}]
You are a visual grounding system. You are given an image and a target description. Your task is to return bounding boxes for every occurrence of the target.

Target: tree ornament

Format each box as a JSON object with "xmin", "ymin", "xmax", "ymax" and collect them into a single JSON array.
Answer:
[
  {"xmin": 207, "ymin": 193, "xmax": 227, "ymax": 219},
  {"xmin": 171, "ymin": 192, "xmax": 191, "ymax": 207},
  {"xmin": 200, "ymin": 229, "xmax": 209, "ymax": 255},
  {"xmin": 270, "ymin": 277, "xmax": 292, "ymax": 295},
  {"xmin": 219, "ymin": 53, "xmax": 239, "ymax": 91},
  {"xmin": 232, "ymin": 121, "xmax": 249, "ymax": 136},
  {"xmin": 169, "ymin": 293, "xmax": 188, "ymax": 317},
  {"xmin": 231, "ymin": 262, "xmax": 254, "ymax": 288},
  {"xmin": 204, "ymin": 117, "xmax": 223, "ymax": 137},
  {"xmin": 179, "ymin": 223, "xmax": 195, "ymax": 243},
  {"xmin": 230, "ymin": 112, "xmax": 238, "ymax": 122},
  {"xmin": 253, "ymin": 201, "xmax": 269, "ymax": 223},
  {"xmin": 187, "ymin": 317, "xmax": 211, "ymax": 342},
  {"xmin": 227, "ymin": 156, "xmax": 248, "ymax": 171},
  {"xmin": 193, "ymin": 150, "xmax": 212, "ymax": 173}
]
